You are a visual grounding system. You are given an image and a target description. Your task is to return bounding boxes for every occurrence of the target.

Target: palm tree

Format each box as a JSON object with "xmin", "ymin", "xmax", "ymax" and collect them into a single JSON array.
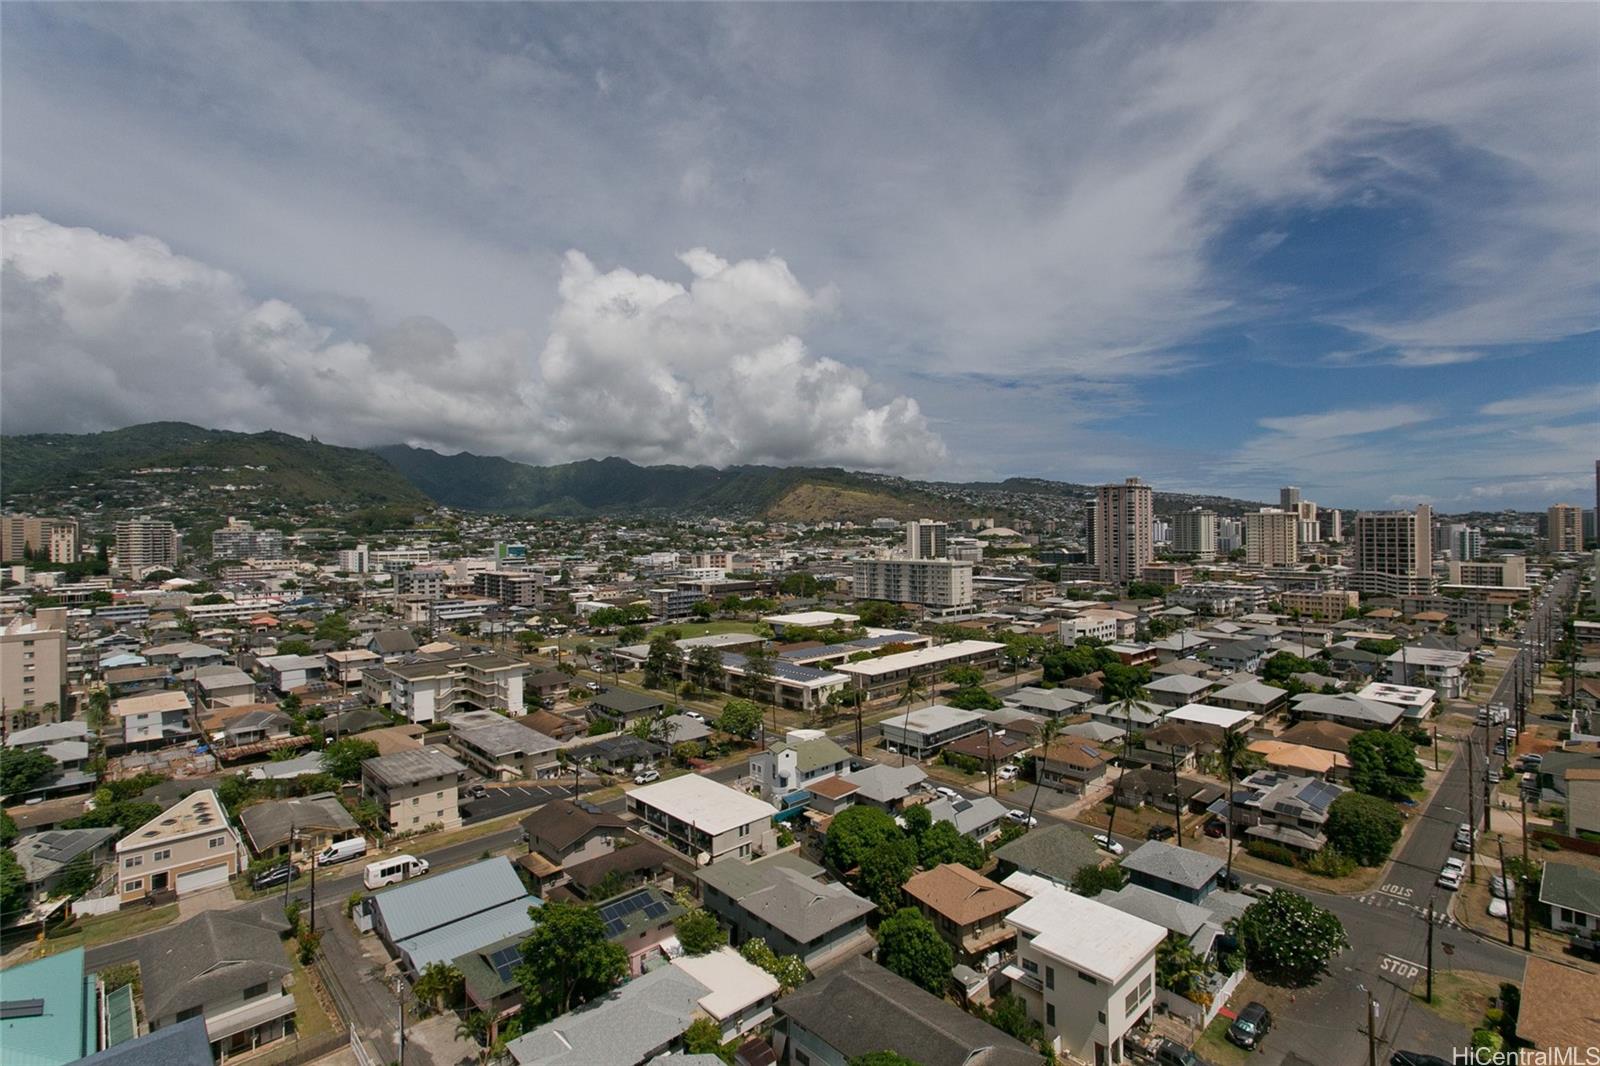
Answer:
[
  {"xmin": 412, "ymin": 961, "xmax": 463, "ymax": 1015},
  {"xmin": 455, "ymin": 1010, "xmax": 491, "ymax": 1061},
  {"xmin": 895, "ymin": 670, "xmax": 928, "ymax": 767},
  {"xmin": 1023, "ymin": 714, "xmax": 1063, "ymax": 831},
  {"xmin": 1216, "ymin": 728, "xmax": 1251, "ymax": 883},
  {"xmin": 1103, "ymin": 686, "xmax": 1149, "ymax": 848},
  {"xmin": 574, "ymin": 642, "xmax": 593, "ymax": 671}
]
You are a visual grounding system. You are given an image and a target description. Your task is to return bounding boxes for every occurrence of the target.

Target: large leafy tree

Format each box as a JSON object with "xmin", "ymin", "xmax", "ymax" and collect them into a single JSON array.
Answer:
[
  {"xmin": 687, "ymin": 645, "xmax": 723, "ymax": 697},
  {"xmin": 674, "ymin": 906, "xmax": 728, "ymax": 956},
  {"xmin": 824, "ymin": 806, "xmax": 905, "ymax": 872},
  {"xmin": 1071, "ymin": 862, "xmax": 1126, "ymax": 898},
  {"xmin": 915, "ymin": 820, "xmax": 984, "ymax": 870},
  {"xmin": 716, "ymin": 698, "xmax": 763, "ymax": 740},
  {"xmin": 412, "ymin": 961, "xmax": 464, "ymax": 1014},
  {"xmin": 515, "ymin": 902, "xmax": 628, "ymax": 1024},
  {"xmin": 321, "ymin": 738, "xmax": 379, "ymax": 781},
  {"xmin": 877, "ymin": 907, "xmax": 953, "ymax": 995},
  {"xmin": 1324, "ymin": 792, "xmax": 1403, "ymax": 866},
  {"xmin": 738, "ymin": 937, "xmax": 811, "ymax": 993},
  {"xmin": 0, "ymin": 748, "xmax": 59, "ymax": 795},
  {"xmin": 682, "ymin": 1017, "xmax": 725, "ymax": 1056},
  {"xmin": 1347, "ymin": 730, "xmax": 1425, "ymax": 799},
  {"xmin": 1230, "ymin": 890, "xmax": 1350, "ymax": 986},
  {"xmin": 0, "ymin": 849, "xmax": 28, "ymax": 922},
  {"xmin": 644, "ymin": 635, "xmax": 683, "ymax": 689},
  {"xmin": 858, "ymin": 836, "xmax": 919, "ymax": 912}
]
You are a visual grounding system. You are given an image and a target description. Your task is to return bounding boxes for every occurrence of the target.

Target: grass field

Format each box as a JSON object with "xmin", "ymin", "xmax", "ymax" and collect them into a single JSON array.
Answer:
[
  {"xmin": 643, "ymin": 620, "xmax": 763, "ymax": 641},
  {"xmin": 32, "ymin": 903, "xmax": 180, "ymax": 957}
]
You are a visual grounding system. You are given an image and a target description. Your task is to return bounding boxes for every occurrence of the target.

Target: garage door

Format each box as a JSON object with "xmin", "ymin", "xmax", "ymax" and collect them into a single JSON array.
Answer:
[{"xmin": 176, "ymin": 863, "xmax": 231, "ymax": 894}]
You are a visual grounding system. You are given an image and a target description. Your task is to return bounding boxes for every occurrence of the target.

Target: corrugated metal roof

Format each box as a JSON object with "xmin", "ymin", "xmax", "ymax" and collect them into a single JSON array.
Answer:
[
  {"xmin": 371, "ymin": 855, "xmax": 527, "ymax": 942},
  {"xmin": 397, "ymin": 896, "xmax": 540, "ymax": 971},
  {"xmin": 103, "ymin": 983, "xmax": 137, "ymax": 1047}
]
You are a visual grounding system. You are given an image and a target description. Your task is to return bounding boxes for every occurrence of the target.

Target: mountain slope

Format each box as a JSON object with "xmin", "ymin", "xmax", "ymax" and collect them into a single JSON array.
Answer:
[{"xmin": 3, "ymin": 423, "xmax": 430, "ymax": 508}]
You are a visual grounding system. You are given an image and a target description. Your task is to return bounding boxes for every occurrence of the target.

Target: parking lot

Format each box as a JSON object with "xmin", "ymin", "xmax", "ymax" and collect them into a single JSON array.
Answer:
[{"xmin": 460, "ymin": 781, "xmax": 573, "ymax": 823}]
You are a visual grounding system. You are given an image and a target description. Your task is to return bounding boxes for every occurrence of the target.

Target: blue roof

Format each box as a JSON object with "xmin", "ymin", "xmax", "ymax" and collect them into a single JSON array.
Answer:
[
  {"xmin": 0, "ymin": 947, "xmax": 97, "ymax": 1066},
  {"xmin": 371, "ymin": 856, "xmax": 528, "ymax": 942}
]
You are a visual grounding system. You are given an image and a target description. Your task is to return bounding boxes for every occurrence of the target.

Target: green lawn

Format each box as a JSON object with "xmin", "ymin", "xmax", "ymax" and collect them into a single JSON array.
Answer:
[
  {"xmin": 1193, "ymin": 1014, "xmax": 1254, "ymax": 1066},
  {"xmin": 643, "ymin": 620, "xmax": 762, "ymax": 641},
  {"xmin": 35, "ymin": 903, "xmax": 179, "ymax": 956}
]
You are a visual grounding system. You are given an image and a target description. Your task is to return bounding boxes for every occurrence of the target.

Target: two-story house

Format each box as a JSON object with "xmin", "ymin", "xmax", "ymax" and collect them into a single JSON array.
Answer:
[
  {"xmin": 696, "ymin": 853, "xmax": 875, "ymax": 971},
  {"xmin": 748, "ymin": 734, "xmax": 854, "ymax": 803},
  {"xmin": 625, "ymin": 774, "xmax": 777, "ymax": 865},
  {"xmin": 903, "ymin": 862, "xmax": 1026, "ymax": 966},
  {"xmin": 111, "ymin": 690, "xmax": 195, "ymax": 748},
  {"xmin": 1118, "ymin": 841, "xmax": 1223, "ymax": 905},
  {"xmin": 115, "ymin": 789, "xmax": 243, "ymax": 905}
]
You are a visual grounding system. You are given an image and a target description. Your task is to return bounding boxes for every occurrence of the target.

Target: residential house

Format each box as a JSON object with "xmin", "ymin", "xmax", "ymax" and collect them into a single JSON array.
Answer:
[
  {"xmin": 1539, "ymin": 862, "xmax": 1600, "ymax": 935},
  {"xmin": 1136, "ymin": 722, "xmax": 1218, "ymax": 773},
  {"xmin": 1118, "ymin": 842, "xmax": 1222, "ymax": 905},
  {"xmin": 255, "ymin": 653, "xmax": 326, "ymax": 694},
  {"xmin": 1003, "ymin": 880, "xmax": 1165, "ymax": 1066},
  {"xmin": 111, "ymin": 690, "xmax": 195, "ymax": 748},
  {"xmin": 1003, "ymin": 686, "xmax": 1095, "ymax": 717},
  {"xmin": 925, "ymin": 794, "xmax": 1009, "ymax": 842},
  {"xmin": 525, "ymin": 670, "xmax": 572, "ymax": 702},
  {"xmin": 1034, "ymin": 736, "xmax": 1111, "ymax": 793},
  {"xmin": 749, "ymin": 734, "xmax": 854, "ymax": 804},
  {"xmin": 837, "ymin": 763, "xmax": 927, "ymax": 812},
  {"xmin": 137, "ymin": 907, "xmax": 297, "ymax": 1062},
  {"xmin": 991, "ymin": 824, "xmax": 1105, "ymax": 888},
  {"xmin": 878, "ymin": 704, "xmax": 988, "ymax": 760},
  {"xmin": 193, "ymin": 666, "xmax": 258, "ymax": 708},
  {"xmin": 115, "ymin": 789, "xmax": 242, "ymax": 905},
  {"xmin": 1207, "ymin": 679, "xmax": 1288, "ymax": 718},
  {"xmin": 560, "ymin": 840, "xmax": 679, "ymax": 902},
  {"xmin": 521, "ymin": 799, "xmax": 630, "ymax": 868},
  {"xmin": 588, "ymin": 687, "xmax": 667, "ymax": 726},
  {"xmin": 1385, "ymin": 646, "xmax": 1469, "ymax": 698},
  {"xmin": 943, "ymin": 730, "xmax": 1034, "ymax": 771},
  {"xmin": 1354, "ymin": 682, "xmax": 1437, "ymax": 723},
  {"xmin": 1141, "ymin": 674, "xmax": 1217, "ymax": 709},
  {"xmin": 1248, "ymin": 739, "xmax": 1349, "ymax": 779},
  {"xmin": 591, "ymin": 884, "xmax": 687, "ymax": 975},
  {"xmin": 361, "ymin": 747, "xmax": 467, "ymax": 833},
  {"xmin": 447, "ymin": 710, "xmax": 563, "ymax": 780},
  {"xmin": 11, "ymin": 827, "xmax": 118, "ymax": 902},
  {"xmin": 367, "ymin": 628, "xmax": 419, "ymax": 661},
  {"xmin": 1111, "ymin": 769, "xmax": 1218, "ymax": 815},
  {"xmin": 75, "ymin": 1017, "xmax": 213, "ymax": 1066},
  {"xmin": 324, "ymin": 648, "xmax": 381, "ymax": 687},
  {"xmin": 626, "ymin": 774, "xmax": 778, "ymax": 865},
  {"xmin": 367, "ymin": 856, "xmax": 541, "ymax": 976},
  {"xmin": 237, "ymin": 793, "xmax": 359, "ymax": 864},
  {"xmin": 144, "ymin": 642, "xmax": 228, "ymax": 671},
  {"xmin": 1086, "ymin": 701, "xmax": 1165, "ymax": 733},
  {"xmin": 0, "ymin": 947, "xmax": 103, "ymax": 1066},
  {"xmin": 1214, "ymin": 771, "xmax": 1346, "ymax": 854},
  {"xmin": 697, "ymin": 853, "xmax": 875, "ymax": 971},
  {"xmin": 902, "ymin": 862, "xmax": 1025, "ymax": 965},
  {"xmin": 1164, "ymin": 704, "xmax": 1258, "ymax": 735},
  {"xmin": 506, "ymin": 948, "xmax": 780, "ymax": 1066},
  {"xmin": 1199, "ymin": 637, "xmax": 1270, "ymax": 674},
  {"xmin": 775, "ymin": 954, "xmax": 1039, "ymax": 1066},
  {"xmin": 1568, "ymin": 768, "xmax": 1600, "ymax": 836},
  {"xmin": 1516, "ymin": 957, "xmax": 1600, "ymax": 1059},
  {"xmin": 1276, "ymin": 719, "xmax": 1361, "ymax": 755}
]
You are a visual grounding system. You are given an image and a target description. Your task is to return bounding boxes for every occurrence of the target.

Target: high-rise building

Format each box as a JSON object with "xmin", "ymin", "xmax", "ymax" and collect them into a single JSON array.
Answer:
[
  {"xmin": 210, "ymin": 518, "xmax": 285, "ymax": 560},
  {"xmin": 337, "ymin": 544, "xmax": 370, "ymax": 573},
  {"xmin": 1094, "ymin": 478, "xmax": 1154, "ymax": 583},
  {"xmin": 1323, "ymin": 509, "xmax": 1342, "ymax": 543},
  {"xmin": 1244, "ymin": 510, "xmax": 1299, "ymax": 567},
  {"xmin": 1279, "ymin": 486, "xmax": 1301, "ymax": 512},
  {"xmin": 114, "ymin": 517, "xmax": 180, "ymax": 578},
  {"xmin": 1171, "ymin": 508, "xmax": 1217, "ymax": 560},
  {"xmin": 1547, "ymin": 503, "xmax": 1582, "ymax": 553},
  {"xmin": 905, "ymin": 519, "xmax": 949, "ymax": 560},
  {"xmin": 852, "ymin": 558, "xmax": 974, "ymax": 609},
  {"xmin": 2, "ymin": 608, "xmax": 69, "ymax": 735},
  {"xmin": 1296, "ymin": 500, "xmax": 1318, "ymax": 524},
  {"xmin": 1351, "ymin": 505, "xmax": 1435, "ymax": 596},
  {"xmin": 1216, "ymin": 517, "xmax": 1243, "ymax": 553},
  {"xmin": 1442, "ymin": 524, "xmax": 1482, "ymax": 561},
  {"xmin": 1, "ymin": 515, "xmax": 81, "ymax": 564},
  {"xmin": 1083, "ymin": 500, "xmax": 1098, "ymax": 565}
]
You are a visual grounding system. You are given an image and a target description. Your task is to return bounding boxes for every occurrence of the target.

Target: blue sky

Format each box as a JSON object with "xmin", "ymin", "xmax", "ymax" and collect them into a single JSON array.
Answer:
[{"xmin": 1, "ymin": 3, "xmax": 1595, "ymax": 510}]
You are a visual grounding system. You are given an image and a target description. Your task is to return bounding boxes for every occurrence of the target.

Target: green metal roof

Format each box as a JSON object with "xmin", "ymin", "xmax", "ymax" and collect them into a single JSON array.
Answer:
[
  {"xmin": 0, "ymin": 947, "xmax": 98, "ymax": 1066},
  {"xmin": 103, "ymin": 983, "xmax": 137, "ymax": 1048}
]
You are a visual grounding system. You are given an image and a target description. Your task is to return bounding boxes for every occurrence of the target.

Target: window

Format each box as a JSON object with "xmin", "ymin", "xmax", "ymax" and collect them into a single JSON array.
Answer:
[
  {"xmin": 412, "ymin": 797, "xmax": 420, "ymax": 806},
  {"xmin": 1045, "ymin": 966, "xmax": 1055, "ymax": 990},
  {"xmin": 1021, "ymin": 958, "xmax": 1038, "ymax": 974},
  {"xmin": 176, "ymin": 1007, "xmax": 203, "ymax": 1022},
  {"xmin": 243, "ymin": 982, "xmax": 269, "ymax": 999},
  {"xmin": 124, "ymin": 880, "xmax": 143, "ymax": 892},
  {"xmin": 208, "ymin": 836, "xmax": 225, "ymax": 849},
  {"xmin": 1078, "ymin": 969, "xmax": 1097, "ymax": 985},
  {"xmin": 1046, "ymin": 1004, "xmax": 1055, "ymax": 1027},
  {"xmin": 1139, "ymin": 974, "xmax": 1153, "ymax": 1001},
  {"xmin": 1125, "ymin": 988, "xmax": 1140, "ymax": 1013},
  {"xmin": 794, "ymin": 1051, "xmax": 811, "ymax": 1066},
  {"xmin": 739, "ymin": 823, "xmax": 750, "ymax": 837},
  {"xmin": 1098, "ymin": 1010, "xmax": 1106, "ymax": 1024},
  {"xmin": 124, "ymin": 856, "xmax": 142, "ymax": 869}
]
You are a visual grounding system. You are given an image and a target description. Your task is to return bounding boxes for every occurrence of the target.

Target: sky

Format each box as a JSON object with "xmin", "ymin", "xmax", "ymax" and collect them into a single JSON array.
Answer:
[{"xmin": 2, "ymin": 3, "xmax": 1596, "ymax": 511}]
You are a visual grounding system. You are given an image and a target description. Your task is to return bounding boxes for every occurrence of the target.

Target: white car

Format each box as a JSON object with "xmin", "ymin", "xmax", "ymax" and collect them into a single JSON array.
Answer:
[
  {"xmin": 1005, "ymin": 809, "xmax": 1038, "ymax": 827},
  {"xmin": 1094, "ymin": 833, "xmax": 1125, "ymax": 856},
  {"xmin": 1490, "ymin": 875, "xmax": 1511, "ymax": 899},
  {"xmin": 997, "ymin": 765, "xmax": 1019, "ymax": 781},
  {"xmin": 1488, "ymin": 896, "xmax": 1508, "ymax": 919},
  {"xmin": 1241, "ymin": 882, "xmax": 1274, "ymax": 900},
  {"xmin": 1437, "ymin": 866, "xmax": 1464, "ymax": 890},
  {"xmin": 935, "ymin": 786, "xmax": 961, "ymax": 801},
  {"xmin": 633, "ymin": 768, "xmax": 661, "ymax": 784},
  {"xmin": 682, "ymin": 710, "xmax": 705, "ymax": 722}
]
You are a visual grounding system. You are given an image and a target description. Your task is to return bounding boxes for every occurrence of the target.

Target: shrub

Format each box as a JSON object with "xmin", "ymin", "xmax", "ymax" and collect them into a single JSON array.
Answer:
[
  {"xmin": 1245, "ymin": 840, "xmax": 1297, "ymax": 867},
  {"xmin": 1305, "ymin": 849, "xmax": 1356, "ymax": 878}
]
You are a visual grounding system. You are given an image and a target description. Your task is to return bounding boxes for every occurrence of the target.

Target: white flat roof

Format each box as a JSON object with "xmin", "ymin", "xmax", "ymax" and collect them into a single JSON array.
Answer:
[
  {"xmin": 1007, "ymin": 881, "xmax": 1165, "ymax": 982},
  {"xmin": 111, "ymin": 690, "xmax": 193, "ymax": 717},
  {"xmin": 671, "ymin": 947, "xmax": 780, "ymax": 1019},
  {"xmin": 1166, "ymin": 704, "xmax": 1258, "ymax": 731},
  {"xmin": 837, "ymin": 640, "xmax": 1004, "ymax": 678},
  {"xmin": 882, "ymin": 703, "xmax": 987, "ymax": 735},
  {"xmin": 626, "ymin": 774, "xmax": 778, "ymax": 835},
  {"xmin": 1356, "ymin": 682, "xmax": 1436, "ymax": 708},
  {"xmin": 763, "ymin": 611, "xmax": 861, "ymax": 627}
]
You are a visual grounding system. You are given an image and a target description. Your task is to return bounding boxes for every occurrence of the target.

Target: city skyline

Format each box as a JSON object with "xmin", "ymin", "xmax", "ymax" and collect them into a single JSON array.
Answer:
[{"xmin": 2, "ymin": 4, "xmax": 1596, "ymax": 509}]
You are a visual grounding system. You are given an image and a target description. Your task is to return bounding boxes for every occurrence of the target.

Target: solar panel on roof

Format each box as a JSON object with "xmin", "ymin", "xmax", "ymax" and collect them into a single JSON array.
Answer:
[
  {"xmin": 598, "ymin": 889, "xmax": 663, "ymax": 938},
  {"xmin": 487, "ymin": 944, "xmax": 521, "ymax": 983}
]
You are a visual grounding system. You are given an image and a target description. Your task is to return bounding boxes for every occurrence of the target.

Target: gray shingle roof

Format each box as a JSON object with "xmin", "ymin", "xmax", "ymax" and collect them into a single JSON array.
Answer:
[
  {"xmin": 237, "ymin": 793, "xmax": 358, "ymax": 851},
  {"xmin": 12, "ymin": 827, "xmax": 118, "ymax": 882},
  {"xmin": 992, "ymin": 823, "xmax": 1102, "ymax": 883},
  {"xmin": 1120, "ymin": 841, "xmax": 1224, "ymax": 890},
  {"xmin": 1540, "ymin": 862, "xmax": 1600, "ymax": 918},
  {"xmin": 507, "ymin": 964, "xmax": 707, "ymax": 1066},
  {"xmin": 698, "ymin": 856, "xmax": 872, "ymax": 942},
  {"xmin": 75, "ymin": 1017, "xmax": 213, "ymax": 1066},
  {"xmin": 776, "ymin": 955, "xmax": 1038, "ymax": 1066},
  {"xmin": 137, "ymin": 910, "xmax": 291, "ymax": 1021}
]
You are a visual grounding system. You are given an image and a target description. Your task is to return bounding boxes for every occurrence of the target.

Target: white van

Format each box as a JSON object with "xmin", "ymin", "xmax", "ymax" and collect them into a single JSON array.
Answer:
[
  {"xmin": 363, "ymin": 854, "xmax": 430, "ymax": 890},
  {"xmin": 316, "ymin": 837, "xmax": 369, "ymax": 867}
]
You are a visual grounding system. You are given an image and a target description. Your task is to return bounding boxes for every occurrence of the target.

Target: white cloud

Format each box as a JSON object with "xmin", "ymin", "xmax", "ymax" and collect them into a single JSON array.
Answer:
[
  {"xmin": 1479, "ymin": 385, "xmax": 1600, "ymax": 420},
  {"xmin": 0, "ymin": 214, "xmax": 943, "ymax": 472},
  {"xmin": 1257, "ymin": 404, "xmax": 1433, "ymax": 441}
]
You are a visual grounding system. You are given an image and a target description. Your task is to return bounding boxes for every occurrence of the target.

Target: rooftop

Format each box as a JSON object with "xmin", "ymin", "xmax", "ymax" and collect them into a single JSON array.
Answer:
[
  {"xmin": 0, "ymin": 946, "xmax": 97, "ymax": 1066},
  {"xmin": 837, "ymin": 641, "xmax": 1004, "ymax": 678},
  {"xmin": 1120, "ymin": 841, "xmax": 1223, "ymax": 890},
  {"xmin": 371, "ymin": 856, "xmax": 531, "ymax": 943},
  {"xmin": 627, "ymin": 773, "xmax": 778, "ymax": 835},
  {"xmin": 1006, "ymin": 881, "xmax": 1165, "ymax": 982},
  {"xmin": 116, "ymin": 789, "xmax": 229, "ymax": 853},
  {"xmin": 903, "ymin": 863, "xmax": 1025, "ymax": 926},
  {"xmin": 110, "ymin": 690, "xmax": 191, "ymax": 718},
  {"xmin": 361, "ymin": 747, "xmax": 467, "ymax": 788},
  {"xmin": 882, "ymin": 703, "xmax": 988, "ymax": 734}
]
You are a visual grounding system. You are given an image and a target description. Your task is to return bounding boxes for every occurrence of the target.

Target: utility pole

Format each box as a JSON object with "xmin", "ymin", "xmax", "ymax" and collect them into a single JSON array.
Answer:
[
  {"xmin": 1171, "ymin": 749, "xmax": 1183, "ymax": 846},
  {"xmin": 1520, "ymin": 789, "xmax": 1530, "ymax": 869},
  {"xmin": 1496, "ymin": 838, "xmax": 1514, "ymax": 945},
  {"xmin": 396, "ymin": 979, "xmax": 406, "ymax": 1065},
  {"xmin": 1466, "ymin": 741, "xmax": 1477, "ymax": 883},
  {"xmin": 308, "ymin": 847, "xmax": 317, "ymax": 934},
  {"xmin": 1425, "ymin": 898, "xmax": 1435, "ymax": 1004},
  {"xmin": 1433, "ymin": 725, "xmax": 1439, "ymax": 772},
  {"xmin": 284, "ymin": 823, "xmax": 294, "ymax": 907},
  {"xmin": 1365, "ymin": 991, "xmax": 1379, "ymax": 1066}
]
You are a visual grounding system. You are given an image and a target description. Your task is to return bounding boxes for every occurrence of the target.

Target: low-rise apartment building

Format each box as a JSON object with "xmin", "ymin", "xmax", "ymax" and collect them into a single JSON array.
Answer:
[
  {"xmin": 447, "ymin": 710, "xmax": 563, "ymax": 780},
  {"xmin": 362, "ymin": 747, "xmax": 468, "ymax": 833},
  {"xmin": 835, "ymin": 640, "xmax": 1004, "ymax": 702},
  {"xmin": 388, "ymin": 653, "xmax": 529, "ymax": 723},
  {"xmin": 1280, "ymin": 588, "xmax": 1358, "ymax": 621},
  {"xmin": 879, "ymin": 703, "xmax": 988, "ymax": 760},
  {"xmin": 626, "ymin": 774, "xmax": 778, "ymax": 865}
]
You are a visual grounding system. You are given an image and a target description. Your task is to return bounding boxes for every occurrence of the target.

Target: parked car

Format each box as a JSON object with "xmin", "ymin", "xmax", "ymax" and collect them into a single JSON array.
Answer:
[
  {"xmin": 1490, "ymin": 875, "xmax": 1511, "ymax": 899},
  {"xmin": 1151, "ymin": 1038, "xmax": 1205, "ymax": 1066},
  {"xmin": 1005, "ymin": 809, "xmax": 1039, "ymax": 827},
  {"xmin": 682, "ymin": 710, "xmax": 705, "ymax": 722},
  {"xmin": 251, "ymin": 862, "xmax": 297, "ymax": 891},
  {"xmin": 935, "ymin": 786, "xmax": 961, "ymax": 801},
  {"xmin": 1203, "ymin": 819, "xmax": 1227, "ymax": 838},
  {"xmin": 1437, "ymin": 858, "xmax": 1465, "ymax": 890},
  {"xmin": 1146, "ymin": 824, "xmax": 1175, "ymax": 841},
  {"xmin": 1226, "ymin": 1002, "xmax": 1272, "ymax": 1050},
  {"xmin": 997, "ymin": 764, "xmax": 1019, "ymax": 781},
  {"xmin": 316, "ymin": 838, "xmax": 369, "ymax": 866},
  {"xmin": 1218, "ymin": 872, "xmax": 1241, "ymax": 892},
  {"xmin": 634, "ymin": 767, "xmax": 661, "ymax": 784},
  {"xmin": 1488, "ymin": 896, "xmax": 1508, "ymax": 919},
  {"xmin": 1241, "ymin": 882, "xmax": 1274, "ymax": 899},
  {"xmin": 1093, "ymin": 833, "xmax": 1125, "ymax": 856},
  {"xmin": 467, "ymin": 783, "xmax": 488, "ymax": 799}
]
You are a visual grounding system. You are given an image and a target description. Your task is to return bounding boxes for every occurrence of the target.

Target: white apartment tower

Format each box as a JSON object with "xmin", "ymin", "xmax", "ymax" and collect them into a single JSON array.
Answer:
[
  {"xmin": 1244, "ymin": 509, "xmax": 1299, "ymax": 568},
  {"xmin": 1548, "ymin": 504, "xmax": 1583, "ymax": 553},
  {"xmin": 114, "ymin": 517, "xmax": 179, "ymax": 578},
  {"xmin": 1171, "ymin": 509, "xmax": 1217, "ymax": 560},
  {"xmin": 1351, "ymin": 504, "xmax": 1435, "ymax": 596},
  {"xmin": 905, "ymin": 519, "xmax": 949, "ymax": 560},
  {"xmin": 852, "ymin": 558, "xmax": 974, "ymax": 610},
  {"xmin": 1094, "ymin": 479, "xmax": 1154, "ymax": 584}
]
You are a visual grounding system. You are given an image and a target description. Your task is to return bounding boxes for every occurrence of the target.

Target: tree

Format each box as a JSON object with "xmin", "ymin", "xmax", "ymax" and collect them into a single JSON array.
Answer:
[
  {"xmin": 1216, "ymin": 727, "xmax": 1251, "ymax": 883},
  {"xmin": 0, "ymin": 810, "xmax": 17, "ymax": 847},
  {"xmin": 717, "ymin": 698, "xmax": 763, "ymax": 741},
  {"xmin": 1071, "ymin": 862, "xmax": 1127, "ymax": 898},
  {"xmin": 516, "ymin": 901, "xmax": 629, "ymax": 1024},
  {"xmin": 644, "ymin": 635, "xmax": 682, "ymax": 689},
  {"xmin": 0, "ymin": 848, "xmax": 29, "ymax": 923},
  {"xmin": 1023, "ymin": 714, "xmax": 1064, "ymax": 831},
  {"xmin": 688, "ymin": 645, "xmax": 723, "ymax": 697},
  {"xmin": 1103, "ymin": 684, "xmax": 1149, "ymax": 846},
  {"xmin": 877, "ymin": 907, "xmax": 953, "ymax": 995},
  {"xmin": 412, "ymin": 961, "xmax": 463, "ymax": 1014},
  {"xmin": 738, "ymin": 937, "xmax": 811, "ymax": 992},
  {"xmin": 56, "ymin": 851, "xmax": 100, "ymax": 898},
  {"xmin": 320, "ymin": 738, "xmax": 379, "ymax": 781},
  {"xmin": 945, "ymin": 686, "xmax": 1002, "ymax": 711},
  {"xmin": 85, "ymin": 688, "xmax": 111, "ymax": 732},
  {"xmin": 858, "ymin": 835, "xmax": 919, "ymax": 911},
  {"xmin": 1348, "ymin": 730, "xmax": 1425, "ymax": 799},
  {"xmin": 682, "ymin": 1017, "xmax": 725, "ymax": 1057},
  {"xmin": 740, "ymin": 643, "xmax": 777, "ymax": 743},
  {"xmin": 944, "ymin": 666, "xmax": 984, "ymax": 689},
  {"xmin": 277, "ymin": 639, "xmax": 313, "ymax": 657},
  {"xmin": 1230, "ymin": 891, "xmax": 1350, "ymax": 986},
  {"xmin": 674, "ymin": 907, "xmax": 728, "ymax": 956},
  {"xmin": 314, "ymin": 612, "xmax": 356, "ymax": 646},
  {"xmin": 0, "ymin": 748, "xmax": 58, "ymax": 795},
  {"xmin": 1323, "ymin": 792, "xmax": 1403, "ymax": 866},
  {"xmin": 985, "ymin": 993, "xmax": 1043, "ymax": 1044},
  {"xmin": 825, "ymin": 806, "xmax": 903, "ymax": 873},
  {"xmin": 1156, "ymin": 933, "xmax": 1209, "ymax": 997},
  {"xmin": 916, "ymin": 820, "xmax": 983, "ymax": 870}
]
